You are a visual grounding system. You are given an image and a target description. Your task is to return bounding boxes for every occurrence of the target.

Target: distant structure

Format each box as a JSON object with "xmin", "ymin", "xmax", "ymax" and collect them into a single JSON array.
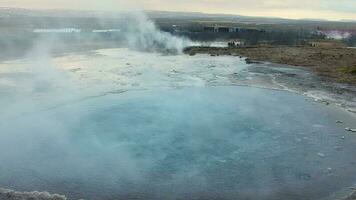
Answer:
[
  {"xmin": 203, "ymin": 25, "xmax": 264, "ymax": 33},
  {"xmin": 171, "ymin": 24, "xmax": 179, "ymax": 32},
  {"xmin": 308, "ymin": 40, "xmax": 345, "ymax": 48},
  {"xmin": 228, "ymin": 40, "xmax": 245, "ymax": 47},
  {"xmin": 203, "ymin": 25, "xmax": 240, "ymax": 33}
]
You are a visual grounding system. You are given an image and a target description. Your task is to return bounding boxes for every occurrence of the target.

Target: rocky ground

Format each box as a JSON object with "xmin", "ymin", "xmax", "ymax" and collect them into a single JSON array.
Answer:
[
  {"xmin": 0, "ymin": 187, "xmax": 355, "ymax": 200},
  {"xmin": 228, "ymin": 63, "xmax": 356, "ymax": 114},
  {"xmin": 0, "ymin": 188, "xmax": 66, "ymax": 200},
  {"xmin": 343, "ymin": 190, "xmax": 356, "ymax": 200},
  {"xmin": 184, "ymin": 46, "xmax": 356, "ymax": 85}
]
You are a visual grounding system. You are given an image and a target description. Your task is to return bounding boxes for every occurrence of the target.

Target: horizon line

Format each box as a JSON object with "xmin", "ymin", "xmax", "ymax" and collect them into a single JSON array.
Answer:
[{"xmin": 1, "ymin": 6, "xmax": 355, "ymax": 23}]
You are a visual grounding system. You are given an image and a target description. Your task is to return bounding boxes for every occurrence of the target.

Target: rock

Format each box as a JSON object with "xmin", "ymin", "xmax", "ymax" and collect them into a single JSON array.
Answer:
[
  {"xmin": 345, "ymin": 128, "xmax": 356, "ymax": 133},
  {"xmin": 325, "ymin": 167, "xmax": 333, "ymax": 174},
  {"xmin": 245, "ymin": 58, "xmax": 261, "ymax": 64},
  {"xmin": 336, "ymin": 120, "xmax": 343, "ymax": 124},
  {"xmin": 0, "ymin": 188, "xmax": 66, "ymax": 200},
  {"xmin": 342, "ymin": 136, "xmax": 346, "ymax": 139},
  {"xmin": 342, "ymin": 190, "xmax": 356, "ymax": 200},
  {"xmin": 245, "ymin": 58, "xmax": 255, "ymax": 64}
]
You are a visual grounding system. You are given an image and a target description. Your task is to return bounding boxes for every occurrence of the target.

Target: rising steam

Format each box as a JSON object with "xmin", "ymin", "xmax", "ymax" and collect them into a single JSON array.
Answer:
[{"xmin": 119, "ymin": 12, "xmax": 193, "ymax": 54}]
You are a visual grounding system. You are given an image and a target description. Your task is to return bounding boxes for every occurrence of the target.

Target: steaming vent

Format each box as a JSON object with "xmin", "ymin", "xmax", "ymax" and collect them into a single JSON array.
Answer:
[{"xmin": 120, "ymin": 13, "xmax": 192, "ymax": 54}]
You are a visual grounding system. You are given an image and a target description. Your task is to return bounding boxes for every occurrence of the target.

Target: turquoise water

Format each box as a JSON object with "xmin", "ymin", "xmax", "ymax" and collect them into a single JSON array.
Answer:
[{"xmin": 0, "ymin": 86, "xmax": 356, "ymax": 200}]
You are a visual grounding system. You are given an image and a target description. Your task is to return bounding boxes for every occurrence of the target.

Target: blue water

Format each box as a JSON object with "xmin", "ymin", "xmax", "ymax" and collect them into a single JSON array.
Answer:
[{"xmin": 0, "ymin": 86, "xmax": 356, "ymax": 200}]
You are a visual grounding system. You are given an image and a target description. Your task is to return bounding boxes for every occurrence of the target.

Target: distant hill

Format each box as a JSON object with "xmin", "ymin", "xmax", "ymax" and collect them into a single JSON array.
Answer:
[{"xmin": 1, "ymin": 8, "xmax": 356, "ymax": 32}]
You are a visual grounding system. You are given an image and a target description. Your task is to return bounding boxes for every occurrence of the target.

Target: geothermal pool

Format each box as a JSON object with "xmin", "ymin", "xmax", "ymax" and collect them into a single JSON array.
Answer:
[{"xmin": 0, "ymin": 49, "xmax": 356, "ymax": 200}]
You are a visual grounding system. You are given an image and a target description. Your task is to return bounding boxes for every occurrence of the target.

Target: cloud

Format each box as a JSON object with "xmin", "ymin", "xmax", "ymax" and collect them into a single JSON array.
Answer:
[{"xmin": 1, "ymin": 0, "xmax": 356, "ymax": 20}]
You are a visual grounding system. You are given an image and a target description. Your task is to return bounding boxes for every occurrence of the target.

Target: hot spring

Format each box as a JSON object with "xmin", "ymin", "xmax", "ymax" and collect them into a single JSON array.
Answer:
[{"xmin": 0, "ymin": 48, "xmax": 356, "ymax": 200}]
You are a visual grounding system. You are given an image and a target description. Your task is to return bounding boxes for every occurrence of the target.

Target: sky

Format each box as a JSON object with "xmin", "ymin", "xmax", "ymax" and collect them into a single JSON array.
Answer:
[{"xmin": 1, "ymin": 0, "xmax": 356, "ymax": 21}]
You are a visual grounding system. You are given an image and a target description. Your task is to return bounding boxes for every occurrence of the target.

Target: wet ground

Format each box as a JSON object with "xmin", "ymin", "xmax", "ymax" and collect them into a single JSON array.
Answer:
[{"xmin": 231, "ymin": 63, "xmax": 356, "ymax": 114}]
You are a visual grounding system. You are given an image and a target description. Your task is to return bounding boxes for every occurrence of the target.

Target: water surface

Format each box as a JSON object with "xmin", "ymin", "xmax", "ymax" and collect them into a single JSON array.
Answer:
[
  {"xmin": 0, "ymin": 86, "xmax": 355, "ymax": 200},
  {"xmin": 1, "ymin": 48, "xmax": 356, "ymax": 199}
]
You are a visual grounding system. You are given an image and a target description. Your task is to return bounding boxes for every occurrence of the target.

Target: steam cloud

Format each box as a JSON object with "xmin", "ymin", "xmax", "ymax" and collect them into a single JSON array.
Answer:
[
  {"xmin": 119, "ymin": 12, "xmax": 193, "ymax": 54},
  {"xmin": 0, "ymin": 10, "xmax": 196, "ymax": 199}
]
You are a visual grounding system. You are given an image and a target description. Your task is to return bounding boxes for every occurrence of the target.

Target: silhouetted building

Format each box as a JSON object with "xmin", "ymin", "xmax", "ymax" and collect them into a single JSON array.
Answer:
[{"xmin": 203, "ymin": 26, "xmax": 263, "ymax": 33}]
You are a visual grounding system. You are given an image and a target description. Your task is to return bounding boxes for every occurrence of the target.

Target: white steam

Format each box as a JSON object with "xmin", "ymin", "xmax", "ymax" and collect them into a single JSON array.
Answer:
[
  {"xmin": 0, "ymin": 10, "xmax": 200, "ymax": 200},
  {"xmin": 119, "ymin": 12, "xmax": 193, "ymax": 54},
  {"xmin": 325, "ymin": 31, "xmax": 351, "ymax": 40}
]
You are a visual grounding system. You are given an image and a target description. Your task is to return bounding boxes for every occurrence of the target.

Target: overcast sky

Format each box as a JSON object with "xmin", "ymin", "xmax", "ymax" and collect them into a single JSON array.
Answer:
[{"xmin": 1, "ymin": 0, "xmax": 356, "ymax": 20}]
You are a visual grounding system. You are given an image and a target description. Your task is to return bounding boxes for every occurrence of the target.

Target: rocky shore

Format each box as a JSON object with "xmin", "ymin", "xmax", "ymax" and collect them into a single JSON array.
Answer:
[
  {"xmin": 185, "ymin": 45, "xmax": 356, "ymax": 115},
  {"xmin": 0, "ymin": 187, "xmax": 355, "ymax": 200},
  {"xmin": 184, "ymin": 46, "xmax": 356, "ymax": 85},
  {"xmin": 0, "ymin": 188, "xmax": 66, "ymax": 200},
  {"xmin": 343, "ymin": 190, "xmax": 356, "ymax": 200}
]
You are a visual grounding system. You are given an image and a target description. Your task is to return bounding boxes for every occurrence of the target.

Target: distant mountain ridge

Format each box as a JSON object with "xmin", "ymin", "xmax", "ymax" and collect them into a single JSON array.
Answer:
[
  {"xmin": 1, "ymin": 7, "xmax": 354, "ymax": 24},
  {"xmin": 1, "ymin": 7, "xmax": 356, "ymax": 31}
]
